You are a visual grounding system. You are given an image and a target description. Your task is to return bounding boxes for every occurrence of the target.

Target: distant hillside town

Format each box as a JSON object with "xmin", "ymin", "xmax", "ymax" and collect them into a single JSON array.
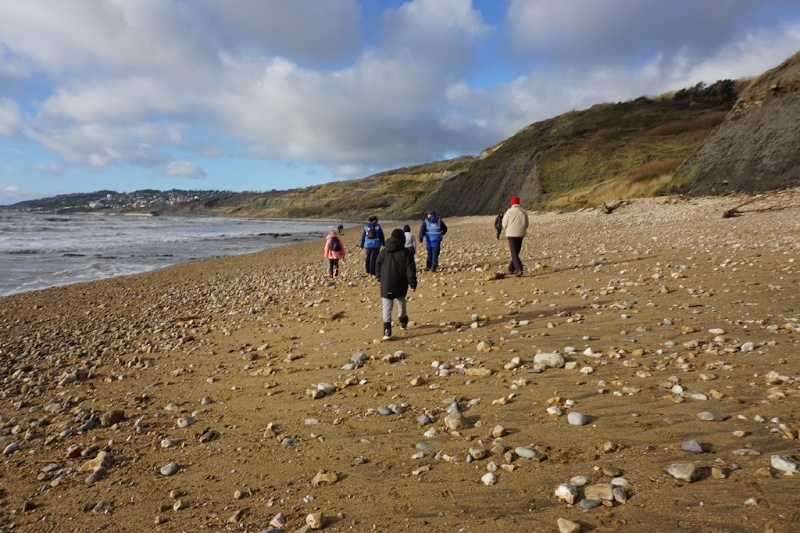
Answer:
[{"xmin": 2, "ymin": 189, "xmax": 223, "ymax": 213}]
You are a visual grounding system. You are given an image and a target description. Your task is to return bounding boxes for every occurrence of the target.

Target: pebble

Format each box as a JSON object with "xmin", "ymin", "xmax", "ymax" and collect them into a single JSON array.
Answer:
[
  {"xmin": 579, "ymin": 499, "xmax": 602, "ymax": 509},
  {"xmin": 770, "ymin": 455, "xmax": 797, "ymax": 474},
  {"xmin": 469, "ymin": 447, "xmax": 488, "ymax": 460},
  {"xmin": 85, "ymin": 467, "xmax": 107, "ymax": 484},
  {"xmin": 3, "ymin": 443, "xmax": 19, "ymax": 456},
  {"xmin": 481, "ymin": 472, "xmax": 497, "ymax": 485},
  {"xmin": 306, "ymin": 512, "xmax": 325, "ymax": 529},
  {"xmin": 570, "ymin": 475, "xmax": 590, "ymax": 486},
  {"xmin": 681, "ymin": 439, "xmax": 705, "ymax": 453},
  {"xmin": 554, "ymin": 483, "xmax": 578, "ymax": 504},
  {"xmin": 161, "ymin": 438, "xmax": 184, "ymax": 448},
  {"xmin": 696, "ymin": 411, "xmax": 728, "ymax": 422},
  {"xmin": 611, "ymin": 477, "xmax": 631, "ymax": 489},
  {"xmin": 732, "ymin": 448, "xmax": 761, "ymax": 456},
  {"xmin": 79, "ymin": 451, "xmax": 111, "ymax": 473},
  {"xmin": 444, "ymin": 411, "xmax": 469, "ymax": 430},
  {"xmin": 583, "ymin": 483, "xmax": 614, "ymax": 501},
  {"xmin": 557, "ymin": 517, "xmax": 582, "ymax": 533},
  {"xmin": 567, "ymin": 412, "xmax": 589, "ymax": 426},
  {"xmin": 160, "ymin": 462, "xmax": 180, "ymax": 476},
  {"xmin": 311, "ymin": 471, "xmax": 339, "ymax": 486},
  {"xmin": 270, "ymin": 512, "xmax": 287, "ymax": 528},
  {"xmin": 533, "ymin": 352, "xmax": 565, "ymax": 368},
  {"xmin": 515, "ymin": 446, "xmax": 537, "ymax": 459},
  {"xmin": 176, "ymin": 416, "xmax": 196, "ymax": 428},
  {"xmin": 667, "ymin": 463, "xmax": 696, "ymax": 482},
  {"xmin": 417, "ymin": 414, "xmax": 435, "ymax": 425}
]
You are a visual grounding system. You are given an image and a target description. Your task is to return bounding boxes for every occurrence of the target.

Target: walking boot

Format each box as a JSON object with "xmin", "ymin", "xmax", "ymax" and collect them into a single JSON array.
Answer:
[
  {"xmin": 399, "ymin": 316, "xmax": 409, "ymax": 330},
  {"xmin": 382, "ymin": 322, "xmax": 392, "ymax": 340}
]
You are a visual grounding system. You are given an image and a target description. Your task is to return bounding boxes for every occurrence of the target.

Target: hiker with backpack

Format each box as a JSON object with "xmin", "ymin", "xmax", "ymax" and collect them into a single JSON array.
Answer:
[
  {"xmin": 418, "ymin": 210, "xmax": 447, "ymax": 272},
  {"xmin": 324, "ymin": 229, "xmax": 346, "ymax": 278},
  {"xmin": 359, "ymin": 215, "xmax": 385, "ymax": 275},
  {"xmin": 376, "ymin": 228, "xmax": 417, "ymax": 340}
]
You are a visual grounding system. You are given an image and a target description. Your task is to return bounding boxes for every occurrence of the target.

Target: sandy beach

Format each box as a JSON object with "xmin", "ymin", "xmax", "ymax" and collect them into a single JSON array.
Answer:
[{"xmin": 1, "ymin": 192, "xmax": 799, "ymax": 533}]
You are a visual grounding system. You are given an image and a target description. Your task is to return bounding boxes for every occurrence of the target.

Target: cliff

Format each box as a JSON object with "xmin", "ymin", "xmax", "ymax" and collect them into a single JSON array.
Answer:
[{"xmin": 674, "ymin": 51, "xmax": 800, "ymax": 196}]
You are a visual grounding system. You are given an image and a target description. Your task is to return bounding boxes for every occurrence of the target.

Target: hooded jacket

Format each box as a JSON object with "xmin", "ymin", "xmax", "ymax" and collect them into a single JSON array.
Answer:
[
  {"xmin": 324, "ymin": 233, "xmax": 346, "ymax": 260},
  {"xmin": 376, "ymin": 231, "xmax": 417, "ymax": 299}
]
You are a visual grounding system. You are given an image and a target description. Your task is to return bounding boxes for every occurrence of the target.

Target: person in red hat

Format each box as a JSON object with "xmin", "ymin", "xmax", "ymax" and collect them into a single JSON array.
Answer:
[{"xmin": 501, "ymin": 196, "xmax": 529, "ymax": 276}]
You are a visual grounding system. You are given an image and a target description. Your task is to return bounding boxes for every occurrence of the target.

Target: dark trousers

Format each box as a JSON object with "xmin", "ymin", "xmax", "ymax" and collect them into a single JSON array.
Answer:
[
  {"xmin": 365, "ymin": 248, "xmax": 379, "ymax": 275},
  {"xmin": 426, "ymin": 246, "xmax": 441, "ymax": 270},
  {"xmin": 507, "ymin": 237, "xmax": 524, "ymax": 273},
  {"xmin": 328, "ymin": 258, "xmax": 339, "ymax": 276}
]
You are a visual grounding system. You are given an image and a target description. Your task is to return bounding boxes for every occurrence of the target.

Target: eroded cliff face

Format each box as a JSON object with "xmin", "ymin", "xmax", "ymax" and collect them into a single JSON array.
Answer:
[{"xmin": 677, "ymin": 51, "xmax": 800, "ymax": 195}]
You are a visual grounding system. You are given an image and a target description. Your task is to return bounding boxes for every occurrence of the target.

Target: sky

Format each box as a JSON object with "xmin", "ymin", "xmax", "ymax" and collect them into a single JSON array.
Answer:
[{"xmin": 1, "ymin": 1, "xmax": 800, "ymax": 206}]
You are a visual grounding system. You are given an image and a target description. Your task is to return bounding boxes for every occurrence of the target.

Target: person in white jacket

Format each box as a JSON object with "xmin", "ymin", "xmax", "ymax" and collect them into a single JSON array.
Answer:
[
  {"xmin": 402, "ymin": 224, "xmax": 416, "ymax": 255},
  {"xmin": 501, "ymin": 195, "xmax": 529, "ymax": 276}
]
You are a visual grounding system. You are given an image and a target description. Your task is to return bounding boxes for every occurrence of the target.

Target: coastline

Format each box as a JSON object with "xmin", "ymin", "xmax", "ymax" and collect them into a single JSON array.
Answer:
[{"xmin": 1, "ymin": 193, "xmax": 799, "ymax": 532}]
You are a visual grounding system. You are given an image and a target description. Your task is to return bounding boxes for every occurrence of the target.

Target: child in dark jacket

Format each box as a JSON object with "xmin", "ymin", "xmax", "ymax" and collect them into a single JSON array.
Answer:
[{"xmin": 376, "ymin": 228, "xmax": 417, "ymax": 340}]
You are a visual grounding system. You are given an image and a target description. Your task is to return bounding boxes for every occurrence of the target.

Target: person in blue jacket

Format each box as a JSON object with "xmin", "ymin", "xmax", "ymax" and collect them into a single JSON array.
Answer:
[
  {"xmin": 359, "ymin": 215, "xmax": 385, "ymax": 275},
  {"xmin": 418, "ymin": 210, "xmax": 447, "ymax": 272}
]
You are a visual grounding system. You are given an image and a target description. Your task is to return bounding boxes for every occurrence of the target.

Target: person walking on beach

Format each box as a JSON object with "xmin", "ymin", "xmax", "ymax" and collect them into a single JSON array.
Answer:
[
  {"xmin": 494, "ymin": 211, "xmax": 504, "ymax": 239},
  {"xmin": 418, "ymin": 210, "xmax": 447, "ymax": 272},
  {"xmin": 337, "ymin": 224, "xmax": 344, "ymax": 235},
  {"xmin": 359, "ymin": 215, "xmax": 385, "ymax": 275},
  {"xmin": 402, "ymin": 224, "xmax": 416, "ymax": 255},
  {"xmin": 501, "ymin": 196, "xmax": 529, "ymax": 276},
  {"xmin": 324, "ymin": 229, "xmax": 346, "ymax": 278},
  {"xmin": 376, "ymin": 228, "xmax": 417, "ymax": 340}
]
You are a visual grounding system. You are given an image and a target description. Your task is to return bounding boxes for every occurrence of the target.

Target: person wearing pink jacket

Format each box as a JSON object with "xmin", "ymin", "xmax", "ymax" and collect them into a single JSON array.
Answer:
[{"xmin": 324, "ymin": 229, "xmax": 346, "ymax": 278}]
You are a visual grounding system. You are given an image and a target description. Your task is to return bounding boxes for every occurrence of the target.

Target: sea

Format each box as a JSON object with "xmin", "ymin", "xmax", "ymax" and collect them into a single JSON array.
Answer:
[{"xmin": 0, "ymin": 212, "xmax": 339, "ymax": 297}]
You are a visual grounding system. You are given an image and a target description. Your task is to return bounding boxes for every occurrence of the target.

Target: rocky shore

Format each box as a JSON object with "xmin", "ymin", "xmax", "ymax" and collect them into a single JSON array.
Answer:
[{"xmin": 1, "ymin": 191, "xmax": 799, "ymax": 533}]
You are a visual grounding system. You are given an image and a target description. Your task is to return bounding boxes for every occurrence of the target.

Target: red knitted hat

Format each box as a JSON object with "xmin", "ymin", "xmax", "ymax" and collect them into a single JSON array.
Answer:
[{"xmin": 510, "ymin": 196, "xmax": 520, "ymax": 205}]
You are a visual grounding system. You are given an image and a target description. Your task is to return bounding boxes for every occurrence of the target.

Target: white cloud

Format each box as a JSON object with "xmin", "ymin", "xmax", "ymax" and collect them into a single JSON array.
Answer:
[
  {"xmin": 0, "ymin": 44, "xmax": 30, "ymax": 79},
  {"xmin": 3, "ymin": 184, "xmax": 19, "ymax": 192},
  {"xmin": 200, "ymin": 0, "xmax": 496, "ymax": 169},
  {"xmin": 39, "ymin": 77, "xmax": 188, "ymax": 123},
  {"xmin": 0, "ymin": 98, "xmax": 21, "ymax": 136},
  {"xmin": 507, "ymin": 0, "xmax": 776, "ymax": 66},
  {"xmin": 164, "ymin": 161, "xmax": 206, "ymax": 179},
  {"xmin": 32, "ymin": 164, "xmax": 61, "ymax": 175},
  {"xmin": 0, "ymin": 1, "xmax": 214, "ymax": 75},
  {"xmin": 26, "ymin": 122, "xmax": 171, "ymax": 166},
  {"xmin": 193, "ymin": 0, "xmax": 362, "ymax": 65}
]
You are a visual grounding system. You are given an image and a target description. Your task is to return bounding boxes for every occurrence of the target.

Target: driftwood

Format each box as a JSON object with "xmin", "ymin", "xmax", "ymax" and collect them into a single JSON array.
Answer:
[
  {"xmin": 723, "ymin": 190, "xmax": 800, "ymax": 218},
  {"xmin": 602, "ymin": 200, "xmax": 626, "ymax": 214},
  {"xmin": 723, "ymin": 195, "xmax": 762, "ymax": 218}
]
